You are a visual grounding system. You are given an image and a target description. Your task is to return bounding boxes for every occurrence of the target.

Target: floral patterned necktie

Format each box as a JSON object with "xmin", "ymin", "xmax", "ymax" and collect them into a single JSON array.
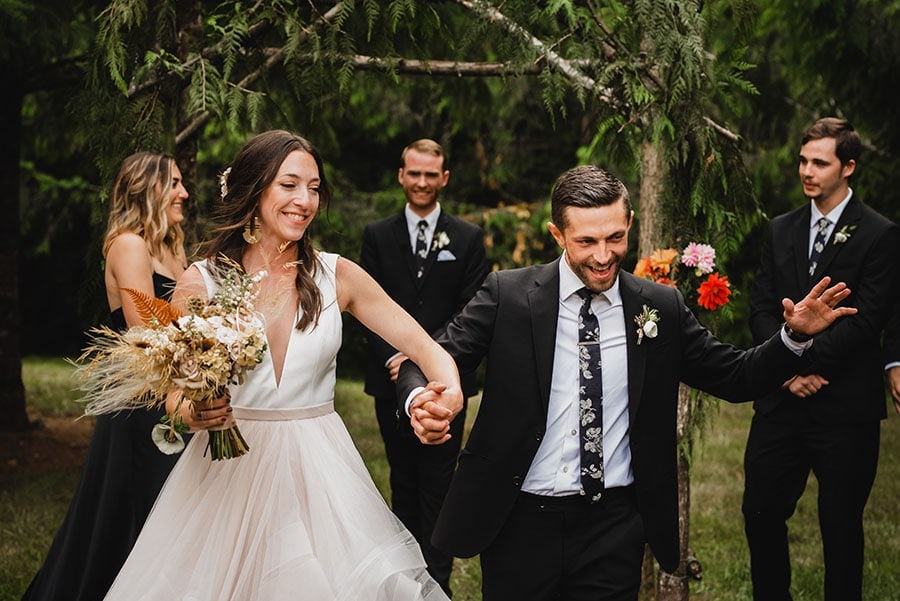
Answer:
[
  {"xmin": 808, "ymin": 217, "xmax": 831, "ymax": 277},
  {"xmin": 415, "ymin": 220, "xmax": 428, "ymax": 279},
  {"xmin": 576, "ymin": 288, "xmax": 604, "ymax": 502}
]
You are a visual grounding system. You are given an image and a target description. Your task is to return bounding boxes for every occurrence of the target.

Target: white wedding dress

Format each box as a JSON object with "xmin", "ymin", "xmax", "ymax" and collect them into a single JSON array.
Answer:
[{"xmin": 104, "ymin": 253, "xmax": 449, "ymax": 601}]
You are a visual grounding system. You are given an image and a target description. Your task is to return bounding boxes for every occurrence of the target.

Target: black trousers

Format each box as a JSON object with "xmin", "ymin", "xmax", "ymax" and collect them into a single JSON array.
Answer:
[
  {"xmin": 375, "ymin": 396, "xmax": 466, "ymax": 597},
  {"xmin": 480, "ymin": 487, "xmax": 645, "ymax": 601},
  {"xmin": 742, "ymin": 412, "xmax": 880, "ymax": 601}
]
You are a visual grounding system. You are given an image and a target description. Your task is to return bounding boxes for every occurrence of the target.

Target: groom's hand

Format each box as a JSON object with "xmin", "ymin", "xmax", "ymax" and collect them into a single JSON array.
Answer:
[
  {"xmin": 782, "ymin": 276, "xmax": 857, "ymax": 335},
  {"xmin": 409, "ymin": 382, "xmax": 460, "ymax": 445},
  {"xmin": 786, "ymin": 373, "xmax": 829, "ymax": 398}
]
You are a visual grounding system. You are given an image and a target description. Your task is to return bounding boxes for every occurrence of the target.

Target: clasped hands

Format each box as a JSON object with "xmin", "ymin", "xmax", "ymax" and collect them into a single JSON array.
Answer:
[
  {"xmin": 409, "ymin": 382, "xmax": 463, "ymax": 445},
  {"xmin": 780, "ymin": 276, "xmax": 858, "ymax": 399}
]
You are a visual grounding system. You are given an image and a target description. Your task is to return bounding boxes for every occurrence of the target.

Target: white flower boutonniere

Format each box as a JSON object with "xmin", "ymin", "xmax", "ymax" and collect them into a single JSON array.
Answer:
[
  {"xmin": 634, "ymin": 305, "xmax": 660, "ymax": 345},
  {"xmin": 833, "ymin": 224, "xmax": 856, "ymax": 245},
  {"xmin": 432, "ymin": 231, "xmax": 450, "ymax": 251}
]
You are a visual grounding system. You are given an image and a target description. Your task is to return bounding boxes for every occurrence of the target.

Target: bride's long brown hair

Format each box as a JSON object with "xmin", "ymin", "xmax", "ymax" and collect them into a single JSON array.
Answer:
[{"xmin": 198, "ymin": 130, "xmax": 333, "ymax": 330}]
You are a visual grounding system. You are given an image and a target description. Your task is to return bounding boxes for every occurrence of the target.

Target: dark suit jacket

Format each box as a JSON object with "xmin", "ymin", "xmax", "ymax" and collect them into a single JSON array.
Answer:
[
  {"xmin": 361, "ymin": 209, "xmax": 488, "ymax": 399},
  {"xmin": 398, "ymin": 261, "xmax": 811, "ymax": 572},
  {"xmin": 749, "ymin": 195, "xmax": 899, "ymax": 423}
]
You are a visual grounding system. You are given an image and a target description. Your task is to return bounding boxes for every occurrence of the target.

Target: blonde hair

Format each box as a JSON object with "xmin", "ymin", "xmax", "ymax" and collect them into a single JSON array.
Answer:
[
  {"xmin": 102, "ymin": 152, "xmax": 186, "ymax": 264},
  {"xmin": 400, "ymin": 139, "xmax": 445, "ymax": 168}
]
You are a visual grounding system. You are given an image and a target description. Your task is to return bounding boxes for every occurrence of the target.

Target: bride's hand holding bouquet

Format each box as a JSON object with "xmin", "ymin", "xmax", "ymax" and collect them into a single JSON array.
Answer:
[{"xmin": 75, "ymin": 260, "xmax": 268, "ymax": 460}]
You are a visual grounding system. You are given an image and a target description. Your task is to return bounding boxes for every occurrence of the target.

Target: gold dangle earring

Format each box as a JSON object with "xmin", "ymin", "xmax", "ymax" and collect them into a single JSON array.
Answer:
[{"xmin": 243, "ymin": 215, "xmax": 261, "ymax": 244}]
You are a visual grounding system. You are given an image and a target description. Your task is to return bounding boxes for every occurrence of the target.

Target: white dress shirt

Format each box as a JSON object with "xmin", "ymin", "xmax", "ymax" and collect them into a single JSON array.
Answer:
[
  {"xmin": 386, "ymin": 205, "xmax": 443, "ymax": 369},
  {"xmin": 522, "ymin": 255, "xmax": 634, "ymax": 495},
  {"xmin": 405, "ymin": 203, "xmax": 441, "ymax": 252},
  {"xmin": 808, "ymin": 189, "xmax": 851, "ymax": 257}
]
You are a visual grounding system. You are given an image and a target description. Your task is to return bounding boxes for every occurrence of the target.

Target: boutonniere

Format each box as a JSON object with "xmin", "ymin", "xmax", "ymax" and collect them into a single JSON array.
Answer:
[
  {"xmin": 431, "ymin": 231, "xmax": 450, "ymax": 251},
  {"xmin": 634, "ymin": 304, "xmax": 660, "ymax": 345},
  {"xmin": 832, "ymin": 224, "xmax": 856, "ymax": 245}
]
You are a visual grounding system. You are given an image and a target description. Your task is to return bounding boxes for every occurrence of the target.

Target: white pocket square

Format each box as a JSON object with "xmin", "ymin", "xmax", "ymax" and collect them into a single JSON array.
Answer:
[{"xmin": 436, "ymin": 249, "xmax": 456, "ymax": 262}]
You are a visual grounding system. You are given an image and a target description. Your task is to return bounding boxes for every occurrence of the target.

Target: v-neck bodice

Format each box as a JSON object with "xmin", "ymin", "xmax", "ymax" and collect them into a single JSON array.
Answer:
[{"xmin": 194, "ymin": 253, "xmax": 342, "ymax": 410}]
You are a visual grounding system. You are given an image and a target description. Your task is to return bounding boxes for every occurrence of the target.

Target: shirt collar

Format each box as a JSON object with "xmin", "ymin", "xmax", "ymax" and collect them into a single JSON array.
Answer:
[
  {"xmin": 405, "ymin": 203, "xmax": 441, "ymax": 230},
  {"xmin": 558, "ymin": 252, "xmax": 622, "ymax": 306},
  {"xmin": 810, "ymin": 188, "xmax": 852, "ymax": 228}
]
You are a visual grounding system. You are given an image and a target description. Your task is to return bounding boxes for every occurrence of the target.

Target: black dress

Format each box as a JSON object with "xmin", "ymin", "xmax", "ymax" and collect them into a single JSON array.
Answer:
[{"xmin": 23, "ymin": 273, "xmax": 189, "ymax": 601}]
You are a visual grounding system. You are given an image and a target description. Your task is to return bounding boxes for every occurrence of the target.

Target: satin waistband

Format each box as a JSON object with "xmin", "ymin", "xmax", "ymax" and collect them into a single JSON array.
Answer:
[{"xmin": 232, "ymin": 401, "xmax": 334, "ymax": 421}]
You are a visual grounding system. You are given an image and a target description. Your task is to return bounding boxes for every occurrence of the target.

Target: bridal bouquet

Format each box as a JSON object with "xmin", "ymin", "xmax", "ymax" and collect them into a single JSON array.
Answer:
[
  {"xmin": 75, "ymin": 261, "xmax": 268, "ymax": 460},
  {"xmin": 634, "ymin": 242, "xmax": 732, "ymax": 311}
]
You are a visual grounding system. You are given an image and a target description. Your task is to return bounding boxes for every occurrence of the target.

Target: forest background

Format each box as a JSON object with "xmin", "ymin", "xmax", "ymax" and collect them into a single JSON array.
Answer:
[
  {"xmin": 2, "ymin": 1, "xmax": 900, "ymax": 599},
  {"xmin": 4, "ymin": 0, "xmax": 900, "ymax": 395}
]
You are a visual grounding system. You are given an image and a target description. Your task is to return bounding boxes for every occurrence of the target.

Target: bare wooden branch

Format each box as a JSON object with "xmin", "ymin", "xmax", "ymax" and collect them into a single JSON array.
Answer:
[
  {"xmin": 703, "ymin": 116, "xmax": 740, "ymax": 142},
  {"xmin": 456, "ymin": 0, "xmax": 739, "ymax": 142},
  {"xmin": 353, "ymin": 56, "xmax": 544, "ymax": 76},
  {"xmin": 173, "ymin": 0, "xmax": 740, "ymax": 145},
  {"xmin": 454, "ymin": 0, "xmax": 619, "ymax": 107}
]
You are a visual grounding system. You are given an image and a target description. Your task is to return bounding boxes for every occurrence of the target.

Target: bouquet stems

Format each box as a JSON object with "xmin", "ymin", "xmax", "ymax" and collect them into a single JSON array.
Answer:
[
  {"xmin": 207, "ymin": 422, "xmax": 250, "ymax": 460},
  {"xmin": 192, "ymin": 392, "xmax": 250, "ymax": 460}
]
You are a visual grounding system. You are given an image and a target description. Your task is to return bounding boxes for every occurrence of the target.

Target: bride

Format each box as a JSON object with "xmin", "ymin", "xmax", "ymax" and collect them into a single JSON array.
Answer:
[{"xmin": 103, "ymin": 130, "xmax": 461, "ymax": 600}]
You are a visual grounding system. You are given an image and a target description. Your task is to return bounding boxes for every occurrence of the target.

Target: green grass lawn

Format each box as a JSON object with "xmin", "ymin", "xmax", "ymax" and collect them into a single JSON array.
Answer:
[{"xmin": 2, "ymin": 357, "xmax": 898, "ymax": 600}]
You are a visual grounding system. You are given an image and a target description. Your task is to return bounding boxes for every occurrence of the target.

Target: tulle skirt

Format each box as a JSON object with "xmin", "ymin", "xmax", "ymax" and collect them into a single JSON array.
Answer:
[{"xmin": 104, "ymin": 402, "xmax": 449, "ymax": 601}]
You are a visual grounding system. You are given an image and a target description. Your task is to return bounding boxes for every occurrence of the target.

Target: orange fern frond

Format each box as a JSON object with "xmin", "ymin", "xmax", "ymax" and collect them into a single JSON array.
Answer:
[{"xmin": 122, "ymin": 288, "xmax": 182, "ymax": 326}]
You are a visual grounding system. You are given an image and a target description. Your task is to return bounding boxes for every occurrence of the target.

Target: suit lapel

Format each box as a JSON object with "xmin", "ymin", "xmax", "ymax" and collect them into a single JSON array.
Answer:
[
  {"xmin": 528, "ymin": 259, "xmax": 562, "ymax": 412},
  {"xmin": 792, "ymin": 206, "xmax": 812, "ymax": 290},
  {"xmin": 390, "ymin": 212, "xmax": 420, "ymax": 282},
  {"xmin": 618, "ymin": 273, "xmax": 649, "ymax": 423},
  {"xmin": 811, "ymin": 195, "xmax": 862, "ymax": 282},
  {"xmin": 417, "ymin": 212, "xmax": 450, "ymax": 286}
]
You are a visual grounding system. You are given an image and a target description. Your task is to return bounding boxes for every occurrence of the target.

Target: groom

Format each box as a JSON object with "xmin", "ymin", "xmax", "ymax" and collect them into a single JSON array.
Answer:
[{"xmin": 399, "ymin": 164, "xmax": 856, "ymax": 600}]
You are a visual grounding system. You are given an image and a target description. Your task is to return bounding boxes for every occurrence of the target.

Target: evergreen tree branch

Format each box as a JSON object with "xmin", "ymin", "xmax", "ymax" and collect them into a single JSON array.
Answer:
[
  {"xmin": 457, "ymin": 0, "xmax": 739, "ymax": 142},
  {"xmin": 584, "ymin": 0, "xmax": 628, "ymax": 62},
  {"xmin": 584, "ymin": 0, "xmax": 665, "ymax": 92},
  {"xmin": 454, "ymin": 0, "xmax": 619, "ymax": 108},
  {"xmin": 128, "ymin": 18, "xmax": 275, "ymax": 98},
  {"xmin": 176, "ymin": 2, "xmax": 344, "ymax": 144}
]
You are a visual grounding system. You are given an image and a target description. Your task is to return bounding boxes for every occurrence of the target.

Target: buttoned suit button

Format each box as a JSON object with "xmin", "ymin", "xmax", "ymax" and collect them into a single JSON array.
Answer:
[{"xmin": 512, "ymin": 475, "xmax": 523, "ymax": 487}]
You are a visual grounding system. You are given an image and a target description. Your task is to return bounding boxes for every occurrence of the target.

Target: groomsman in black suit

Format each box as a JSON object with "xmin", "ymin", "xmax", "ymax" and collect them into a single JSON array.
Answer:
[
  {"xmin": 399, "ymin": 164, "xmax": 856, "ymax": 601},
  {"xmin": 743, "ymin": 117, "xmax": 900, "ymax": 601},
  {"xmin": 360, "ymin": 138, "xmax": 488, "ymax": 596}
]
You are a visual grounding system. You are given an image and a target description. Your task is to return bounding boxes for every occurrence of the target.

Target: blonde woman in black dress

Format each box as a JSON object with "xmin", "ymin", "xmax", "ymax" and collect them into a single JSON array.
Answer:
[{"xmin": 23, "ymin": 152, "xmax": 191, "ymax": 601}]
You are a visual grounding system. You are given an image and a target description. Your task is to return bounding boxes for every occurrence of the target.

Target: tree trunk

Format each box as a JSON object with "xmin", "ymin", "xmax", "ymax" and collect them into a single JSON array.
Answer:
[
  {"xmin": 0, "ymin": 71, "xmax": 29, "ymax": 432},
  {"xmin": 637, "ymin": 137, "xmax": 666, "ymax": 600},
  {"xmin": 638, "ymin": 138, "xmax": 665, "ymax": 257},
  {"xmin": 638, "ymin": 137, "xmax": 697, "ymax": 600},
  {"xmin": 657, "ymin": 383, "xmax": 693, "ymax": 600}
]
